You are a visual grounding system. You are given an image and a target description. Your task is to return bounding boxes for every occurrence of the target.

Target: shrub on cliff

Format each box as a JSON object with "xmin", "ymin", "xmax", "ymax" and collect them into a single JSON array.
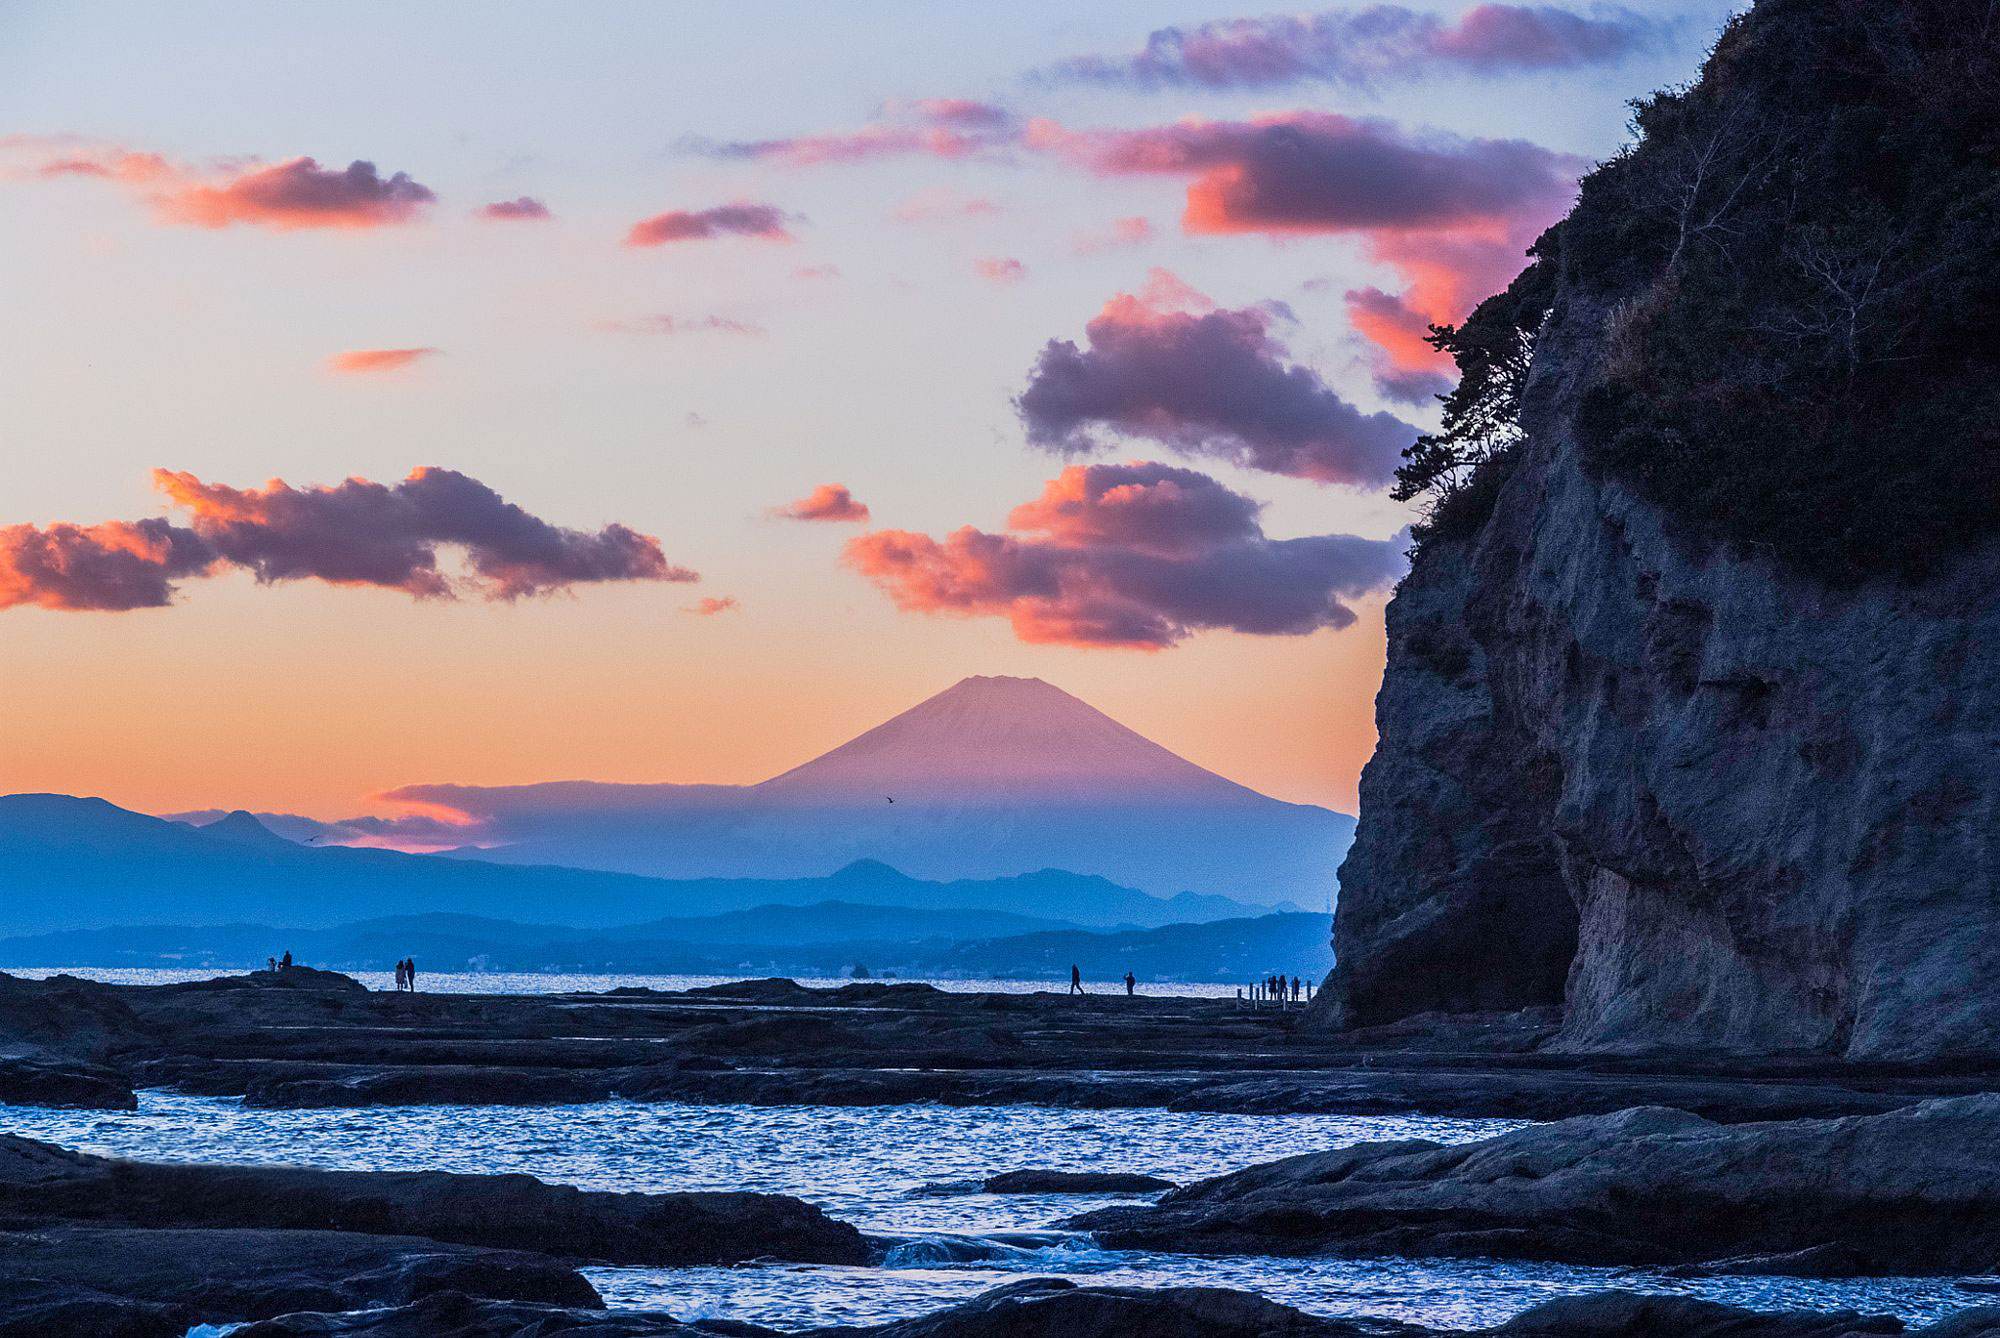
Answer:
[{"xmin": 1404, "ymin": 0, "xmax": 2000, "ymax": 579}]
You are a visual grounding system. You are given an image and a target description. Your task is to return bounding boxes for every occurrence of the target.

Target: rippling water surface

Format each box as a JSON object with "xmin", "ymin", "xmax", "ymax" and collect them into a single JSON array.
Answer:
[{"xmin": 6, "ymin": 1091, "xmax": 1992, "ymax": 1331}]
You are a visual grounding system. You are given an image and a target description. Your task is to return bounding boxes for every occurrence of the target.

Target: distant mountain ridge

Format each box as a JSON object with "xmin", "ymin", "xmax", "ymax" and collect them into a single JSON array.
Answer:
[
  {"xmin": 0, "ymin": 905, "xmax": 1333, "ymax": 985},
  {"xmin": 0, "ymin": 794, "xmax": 1267, "ymax": 937},
  {"xmin": 370, "ymin": 676, "xmax": 1354, "ymax": 904}
]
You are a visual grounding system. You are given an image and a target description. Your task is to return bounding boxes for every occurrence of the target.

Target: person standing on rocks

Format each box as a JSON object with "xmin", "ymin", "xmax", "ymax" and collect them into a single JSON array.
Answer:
[
  {"xmin": 405, "ymin": 958, "xmax": 418, "ymax": 992},
  {"xmin": 280, "ymin": 950, "xmax": 292, "ymax": 969},
  {"xmin": 1069, "ymin": 964, "xmax": 1084, "ymax": 996},
  {"xmin": 1124, "ymin": 971, "xmax": 1136, "ymax": 997}
]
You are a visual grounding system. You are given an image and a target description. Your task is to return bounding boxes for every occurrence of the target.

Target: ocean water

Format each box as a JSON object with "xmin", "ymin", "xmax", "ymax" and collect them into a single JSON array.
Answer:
[
  {"xmin": 7, "ymin": 1091, "xmax": 1993, "ymax": 1332},
  {"xmin": 2, "ymin": 966, "xmax": 1263, "ymax": 999}
]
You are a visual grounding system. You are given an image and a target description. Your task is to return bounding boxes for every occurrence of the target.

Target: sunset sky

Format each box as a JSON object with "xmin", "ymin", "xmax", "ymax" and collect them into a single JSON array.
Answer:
[{"xmin": 0, "ymin": 1, "xmax": 1734, "ymax": 823}]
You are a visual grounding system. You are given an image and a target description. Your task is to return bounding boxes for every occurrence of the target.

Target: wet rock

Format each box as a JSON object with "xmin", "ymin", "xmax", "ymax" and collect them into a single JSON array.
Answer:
[
  {"xmin": 243, "ymin": 1063, "xmax": 619, "ymax": 1108},
  {"xmin": 0, "ymin": 1134, "xmax": 869, "ymax": 1266},
  {"xmin": 1074, "ymin": 1096, "xmax": 2000, "ymax": 1275},
  {"xmin": 829, "ymin": 1277, "xmax": 1407, "ymax": 1337},
  {"xmin": 979, "ymin": 1170, "xmax": 1174, "ymax": 1194},
  {"xmin": 0, "ymin": 970, "xmax": 155, "ymax": 1058},
  {"xmin": 0, "ymin": 1049, "xmax": 136, "ymax": 1109},
  {"xmin": 1479, "ymin": 1292, "xmax": 1899, "ymax": 1337},
  {"xmin": 226, "ymin": 1290, "xmax": 759, "ymax": 1337},
  {"xmin": 0, "ymin": 1225, "xmax": 597, "ymax": 1336}
]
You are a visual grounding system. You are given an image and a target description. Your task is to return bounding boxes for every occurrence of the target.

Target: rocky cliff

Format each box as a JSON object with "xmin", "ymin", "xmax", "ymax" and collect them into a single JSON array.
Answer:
[{"xmin": 1318, "ymin": 0, "xmax": 2000, "ymax": 1061}]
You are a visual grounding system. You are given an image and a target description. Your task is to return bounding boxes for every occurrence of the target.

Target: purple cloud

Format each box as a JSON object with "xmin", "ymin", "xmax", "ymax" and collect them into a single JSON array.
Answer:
[
  {"xmin": 1041, "ymin": 4, "xmax": 1672, "ymax": 90},
  {"xmin": 479, "ymin": 196, "xmax": 552, "ymax": 221},
  {"xmin": 2, "ymin": 467, "xmax": 696, "ymax": 612},
  {"xmin": 625, "ymin": 203, "xmax": 793, "ymax": 246},
  {"xmin": 1016, "ymin": 272, "xmax": 1415, "ymax": 486},
  {"xmin": 847, "ymin": 462, "xmax": 1406, "ymax": 649}
]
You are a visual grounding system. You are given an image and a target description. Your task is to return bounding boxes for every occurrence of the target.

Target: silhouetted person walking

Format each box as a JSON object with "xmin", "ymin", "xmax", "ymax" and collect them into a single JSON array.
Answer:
[
  {"xmin": 1069, "ymin": 964, "xmax": 1084, "ymax": 996},
  {"xmin": 1124, "ymin": 971, "xmax": 1136, "ymax": 997},
  {"xmin": 1291, "ymin": 976, "xmax": 1301, "ymax": 1002},
  {"xmin": 267, "ymin": 956, "xmax": 276, "ymax": 973}
]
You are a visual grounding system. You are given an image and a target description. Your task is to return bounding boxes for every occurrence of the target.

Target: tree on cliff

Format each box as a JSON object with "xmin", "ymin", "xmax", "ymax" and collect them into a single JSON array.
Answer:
[{"xmin": 1400, "ymin": 0, "xmax": 2000, "ymax": 580}]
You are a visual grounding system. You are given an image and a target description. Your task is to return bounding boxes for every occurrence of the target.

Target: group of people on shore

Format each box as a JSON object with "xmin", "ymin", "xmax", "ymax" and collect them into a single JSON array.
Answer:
[
  {"xmin": 1245, "ymin": 974, "xmax": 1309, "ymax": 1006},
  {"xmin": 392, "ymin": 958, "xmax": 419, "ymax": 992}
]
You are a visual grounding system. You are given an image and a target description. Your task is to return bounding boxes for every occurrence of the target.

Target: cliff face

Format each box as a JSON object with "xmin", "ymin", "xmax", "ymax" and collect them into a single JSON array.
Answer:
[
  {"xmin": 1320, "ymin": 0, "xmax": 2000, "ymax": 1061},
  {"xmin": 1325, "ymin": 294, "xmax": 2000, "ymax": 1060}
]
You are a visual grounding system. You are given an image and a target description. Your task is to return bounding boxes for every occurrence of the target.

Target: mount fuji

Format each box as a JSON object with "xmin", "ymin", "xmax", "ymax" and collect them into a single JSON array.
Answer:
[{"xmin": 385, "ymin": 677, "xmax": 1352, "ymax": 905}]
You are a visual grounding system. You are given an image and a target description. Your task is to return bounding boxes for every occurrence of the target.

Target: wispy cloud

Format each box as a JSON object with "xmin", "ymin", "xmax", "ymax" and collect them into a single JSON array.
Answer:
[
  {"xmin": 624, "ymin": 203, "xmax": 794, "ymax": 246},
  {"xmin": 597, "ymin": 314, "xmax": 768, "ymax": 337},
  {"xmin": 8, "ymin": 138, "xmax": 437, "ymax": 231},
  {"xmin": 688, "ymin": 99, "xmax": 1018, "ymax": 167},
  {"xmin": 1037, "ymin": 4, "xmax": 1673, "ymax": 90},
  {"xmin": 478, "ymin": 195, "xmax": 551, "ymax": 221},
  {"xmin": 327, "ymin": 347, "xmax": 438, "ymax": 375},
  {"xmin": 974, "ymin": 257, "xmax": 1028, "ymax": 285}
]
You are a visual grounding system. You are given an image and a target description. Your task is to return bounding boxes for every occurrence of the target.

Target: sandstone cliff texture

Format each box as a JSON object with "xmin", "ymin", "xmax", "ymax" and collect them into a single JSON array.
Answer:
[{"xmin": 1320, "ymin": 0, "xmax": 2000, "ymax": 1061}]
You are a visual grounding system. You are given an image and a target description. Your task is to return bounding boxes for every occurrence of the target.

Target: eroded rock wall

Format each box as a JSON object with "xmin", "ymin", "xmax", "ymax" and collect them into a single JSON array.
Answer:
[{"xmin": 1321, "ymin": 291, "xmax": 2000, "ymax": 1060}]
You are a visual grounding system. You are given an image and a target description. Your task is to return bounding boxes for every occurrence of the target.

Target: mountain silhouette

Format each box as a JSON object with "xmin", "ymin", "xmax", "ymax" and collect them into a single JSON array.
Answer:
[
  {"xmin": 191, "ymin": 810, "xmax": 297, "ymax": 849},
  {"xmin": 0, "ymin": 794, "xmax": 1265, "ymax": 936},
  {"xmin": 385, "ymin": 676, "xmax": 1353, "ymax": 904}
]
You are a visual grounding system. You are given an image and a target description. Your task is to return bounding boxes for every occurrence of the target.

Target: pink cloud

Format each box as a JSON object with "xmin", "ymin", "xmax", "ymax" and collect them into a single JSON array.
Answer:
[
  {"xmin": 1016, "ymin": 270, "xmax": 1414, "ymax": 486},
  {"xmin": 846, "ymin": 461, "xmax": 1404, "ymax": 649},
  {"xmin": 1040, "ymin": 4, "xmax": 1671, "ymax": 89},
  {"xmin": 772, "ymin": 484, "xmax": 871, "ymax": 523},
  {"xmin": 1074, "ymin": 216, "xmax": 1153, "ymax": 255},
  {"xmin": 1032, "ymin": 111, "xmax": 1579, "ymax": 236},
  {"xmin": 478, "ymin": 196, "xmax": 551, "ymax": 221},
  {"xmin": 1, "ymin": 468, "xmax": 695, "ymax": 612},
  {"xmin": 625, "ymin": 203, "xmax": 793, "ymax": 246},
  {"xmin": 0, "ymin": 518, "xmax": 216, "ymax": 612},
  {"xmin": 892, "ymin": 187, "xmax": 1003, "ymax": 224},
  {"xmin": 1030, "ymin": 112, "xmax": 1578, "ymax": 381},
  {"xmin": 12, "ymin": 140, "xmax": 437, "ymax": 232},
  {"xmin": 691, "ymin": 100, "xmax": 1017, "ymax": 167},
  {"xmin": 685, "ymin": 595, "xmax": 740, "ymax": 615},
  {"xmin": 327, "ymin": 347, "xmax": 438, "ymax": 375},
  {"xmin": 974, "ymin": 257, "xmax": 1028, "ymax": 285},
  {"xmin": 158, "ymin": 157, "xmax": 436, "ymax": 230}
]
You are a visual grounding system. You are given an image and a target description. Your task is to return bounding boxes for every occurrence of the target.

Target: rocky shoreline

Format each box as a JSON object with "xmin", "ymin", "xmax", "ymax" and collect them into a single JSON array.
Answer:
[
  {"xmin": 7, "ymin": 969, "xmax": 1992, "ymax": 1124},
  {"xmin": 7, "ymin": 969, "xmax": 2000, "ymax": 1334},
  {"xmin": 1073, "ymin": 1096, "xmax": 2000, "ymax": 1276}
]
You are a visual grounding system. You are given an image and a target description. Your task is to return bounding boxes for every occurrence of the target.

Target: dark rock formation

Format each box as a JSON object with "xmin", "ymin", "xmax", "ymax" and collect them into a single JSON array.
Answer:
[
  {"xmin": 0, "ymin": 1049, "xmax": 135, "ymax": 1109},
  {"xmin": 979, "ymin": 1170, "xmax": 1175, "ymax": 1194},
  {"xmin": 6, "ymin": 968, "xmax": 1988, "ymax": 1121},
  {"xmin": 0, "ymin": 1225, "xmax": 598, "ymax": 1337},
  {"xmin": 1073, "ymin": 1095, "xmax": 2000, "ymax": 1275},
  {"xmin": 210, "ymin": 1281, "xmax": 1959, "ymax": 1338},
  {"xmin": 226, "ymin": 1291, "xmax": 743, "ymax": 1337},
  {"xmin": 1478, "ymin": 1293, "xmax": 1903, "ymax": 1338},
  {"xmin": 0, "ymin": 1135, "xmax": 869, "ymax": 1266},
  {"xmin": 1318, "ymin": 0, "xmax": 2000, "ymax": 1060}
]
